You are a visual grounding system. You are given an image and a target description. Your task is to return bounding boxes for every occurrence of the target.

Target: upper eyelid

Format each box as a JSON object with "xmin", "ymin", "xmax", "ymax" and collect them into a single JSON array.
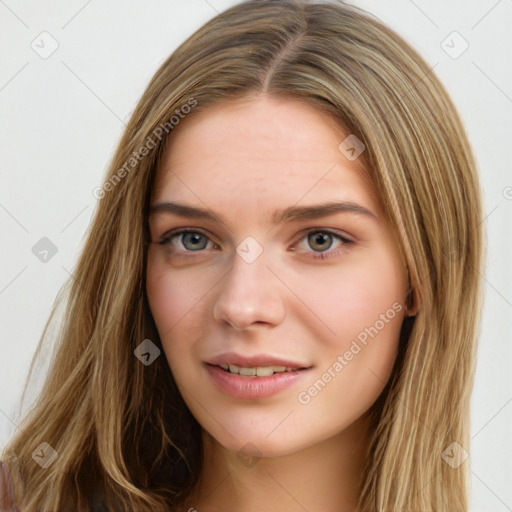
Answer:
[
  {"xmin": 159, "ymin": 227, "xmax": 354, "ymax": 247},
  {"xmin": 159, "ymin": 227, "xmax": 217, "ymax": 244}
]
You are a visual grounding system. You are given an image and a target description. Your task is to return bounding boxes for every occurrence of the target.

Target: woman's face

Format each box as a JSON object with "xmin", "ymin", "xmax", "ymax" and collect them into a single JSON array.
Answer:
[{"xmin": 146, "ymin": 95, "xmax": 410, "ymax": 457}]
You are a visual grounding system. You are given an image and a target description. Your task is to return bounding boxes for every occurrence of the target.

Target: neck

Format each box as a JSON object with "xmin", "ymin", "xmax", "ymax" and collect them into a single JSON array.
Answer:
[{"xmin": 182, "ymin": 414, "xmax": 371, "ymax": 512}]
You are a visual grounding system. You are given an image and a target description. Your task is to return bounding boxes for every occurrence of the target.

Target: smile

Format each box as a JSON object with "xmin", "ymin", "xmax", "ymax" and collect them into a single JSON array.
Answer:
[
  {"xmin": 205, "ymin": 363, "xmax": 312, "ymax": 399},
  {"xmin": 218, "ymin": 363, "xmax": 303, "ymax": 377}
]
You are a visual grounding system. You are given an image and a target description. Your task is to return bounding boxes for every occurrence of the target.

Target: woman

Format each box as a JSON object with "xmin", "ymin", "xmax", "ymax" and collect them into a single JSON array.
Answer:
[{"xmin": 1, "ymin": 0, "xmax": 483, "ymax": 510}]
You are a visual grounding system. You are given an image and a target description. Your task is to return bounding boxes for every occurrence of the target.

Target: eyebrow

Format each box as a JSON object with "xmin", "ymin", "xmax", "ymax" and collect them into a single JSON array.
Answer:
[{"xmin": 149, "ymin": 200, "xmax": 379, "ymax": 225}]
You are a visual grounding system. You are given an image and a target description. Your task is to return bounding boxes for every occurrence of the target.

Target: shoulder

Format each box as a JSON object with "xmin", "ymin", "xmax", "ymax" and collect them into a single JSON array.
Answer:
[{"xmin": 0, "ymin": 461, "xmax": 19, "ymax": 511}]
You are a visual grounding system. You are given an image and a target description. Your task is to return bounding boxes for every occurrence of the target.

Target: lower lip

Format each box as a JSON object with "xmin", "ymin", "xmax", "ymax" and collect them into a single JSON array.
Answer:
[{"xmin": 205, "ymin": 364, "xmax": 311, "ymax": 399}]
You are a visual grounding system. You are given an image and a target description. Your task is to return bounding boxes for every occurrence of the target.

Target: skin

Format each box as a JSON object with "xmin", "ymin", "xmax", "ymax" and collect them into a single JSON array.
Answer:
[{"xmin": 146, "ymin": 94, "xmax": 415, "ymax": 512}]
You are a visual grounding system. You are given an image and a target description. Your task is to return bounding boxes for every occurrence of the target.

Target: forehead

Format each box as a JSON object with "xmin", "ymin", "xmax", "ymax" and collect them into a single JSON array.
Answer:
[{"xmin": 152, "ymin": 95, "xmax": 378, "ymax": 216}]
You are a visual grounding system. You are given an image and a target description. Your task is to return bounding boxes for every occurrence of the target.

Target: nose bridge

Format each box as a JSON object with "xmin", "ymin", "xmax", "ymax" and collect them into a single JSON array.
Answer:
[{"xmin": 213, "ymin": 243, "xmax": 285, "ymax": 329}]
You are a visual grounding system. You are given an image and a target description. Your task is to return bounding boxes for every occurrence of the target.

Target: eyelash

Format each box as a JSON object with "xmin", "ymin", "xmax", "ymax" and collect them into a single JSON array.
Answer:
[{"xmin": 158, "ymin": 228, "xmax": 354, "ymax": 260}]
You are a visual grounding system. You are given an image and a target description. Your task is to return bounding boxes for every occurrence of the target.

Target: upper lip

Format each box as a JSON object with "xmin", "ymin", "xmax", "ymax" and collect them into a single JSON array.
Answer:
[{"xmin": 206, "ymin": 352, "xmax": 311, "ymax": 369}]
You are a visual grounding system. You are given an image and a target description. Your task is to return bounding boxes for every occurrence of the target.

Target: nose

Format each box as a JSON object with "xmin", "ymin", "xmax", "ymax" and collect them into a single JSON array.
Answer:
[{"xmin": 212, "ymin": 250, "xmax": 286, "ymax": 331}]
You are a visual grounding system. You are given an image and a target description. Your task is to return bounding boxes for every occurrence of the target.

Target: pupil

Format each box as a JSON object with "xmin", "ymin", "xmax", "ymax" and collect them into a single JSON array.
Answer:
[
  {"xmin": 183, "ymin": 233, "xmax": 206, "ymax": 250},
  {"xmin": 309, "ymin": 232, "xmax": 332, "ymax": 251}
]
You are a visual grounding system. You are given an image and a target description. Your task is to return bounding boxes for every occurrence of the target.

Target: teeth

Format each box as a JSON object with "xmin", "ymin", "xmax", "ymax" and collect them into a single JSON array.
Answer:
[
  {"xmin": 220, "ymin": 364, "xmax": 293, "ymax": 376},
  {"xmin": 239, "ymin": 367, "xmax": 256, "ymax": 376},
  {"xmin": 256, "ymin": 367, "xmax": 274, "ymax": 377}
]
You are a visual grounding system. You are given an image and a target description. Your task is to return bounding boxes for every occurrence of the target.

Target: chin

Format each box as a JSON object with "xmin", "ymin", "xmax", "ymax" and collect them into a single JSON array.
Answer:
[{"xmin": 201, "ymin": 416, "xmax": 317, "ymax": 460}]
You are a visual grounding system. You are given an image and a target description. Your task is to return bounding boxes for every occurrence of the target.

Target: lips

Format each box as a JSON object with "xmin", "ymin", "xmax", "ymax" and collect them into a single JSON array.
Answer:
[
  {"xmin": 206, "ymin": 351, "xmax": 310, "ymax": 370},
  {"xmin": 204, "ymin": 352, "xmax": 313, "ymax": 399},
  {"xmin": 205, "ymin": 364, "xmax": 312, "ymax": 399}
]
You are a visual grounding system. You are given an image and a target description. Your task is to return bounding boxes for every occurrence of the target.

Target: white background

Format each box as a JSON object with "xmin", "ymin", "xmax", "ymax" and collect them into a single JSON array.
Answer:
[{"xmin": 0, "ymin": 1, "xmax": 511, "ymax": 510}]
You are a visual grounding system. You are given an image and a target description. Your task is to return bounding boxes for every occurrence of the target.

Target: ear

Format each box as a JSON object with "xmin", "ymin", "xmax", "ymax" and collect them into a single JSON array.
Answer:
[{"xmin": 405, "ymin": 288, "xmax": 419, "ymax": 317}]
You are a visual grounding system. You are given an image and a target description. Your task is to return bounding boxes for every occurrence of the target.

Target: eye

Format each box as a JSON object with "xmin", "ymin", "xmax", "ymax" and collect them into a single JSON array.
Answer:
[
  {"xmin": 159, "ymin": 229, "xmax": 216, "ymax": 252},
  {"xmin": 157, "ymin": 227, "xmax": 354, "ymax": 259},
  {"xmin": 296, "ymin": 229, "xmax": 354, "ymax": 260}
]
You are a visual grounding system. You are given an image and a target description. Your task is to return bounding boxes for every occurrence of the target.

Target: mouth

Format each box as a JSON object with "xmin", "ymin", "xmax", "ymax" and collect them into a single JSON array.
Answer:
[
  {"xmin": 205, "ymin": 360, "xmax": 313, "ymax": 399},
  {"xmin": 206, "ymin": 352, "xmax": 312, "ymax": 378},
  {"xmin": 212, "ymin": 363, "xmax": 309, "ymax": 377}
]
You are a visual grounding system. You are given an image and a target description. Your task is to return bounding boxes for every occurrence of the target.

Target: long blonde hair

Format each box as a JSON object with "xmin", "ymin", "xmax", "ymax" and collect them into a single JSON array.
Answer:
[{"xmin": 2, "ymin": 1, "xmax": 483, "ymax": 510}]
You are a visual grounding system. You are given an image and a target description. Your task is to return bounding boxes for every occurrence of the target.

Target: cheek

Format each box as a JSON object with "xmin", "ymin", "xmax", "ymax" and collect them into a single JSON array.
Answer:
[
  {"xmin": 292, "ymin": 252, "xmax": 406, "ymax": 347},
  {"xmin": 146, "ymin": 271, "xmax": 180, "ymax": 334},
  {"xmin": 146, "ymin": 254, "xmax": 214, "ymax": 377},
  {"xmin": 294, "ymin": 251, "xmax": 406, "ymax": 418},
  {"xmin": 146, "ymin": 253, "xmax": 211, "ymax": 333},
  {"xmin": 316, "ymin": 309, "xmax": 403, "ymax": 422}
]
